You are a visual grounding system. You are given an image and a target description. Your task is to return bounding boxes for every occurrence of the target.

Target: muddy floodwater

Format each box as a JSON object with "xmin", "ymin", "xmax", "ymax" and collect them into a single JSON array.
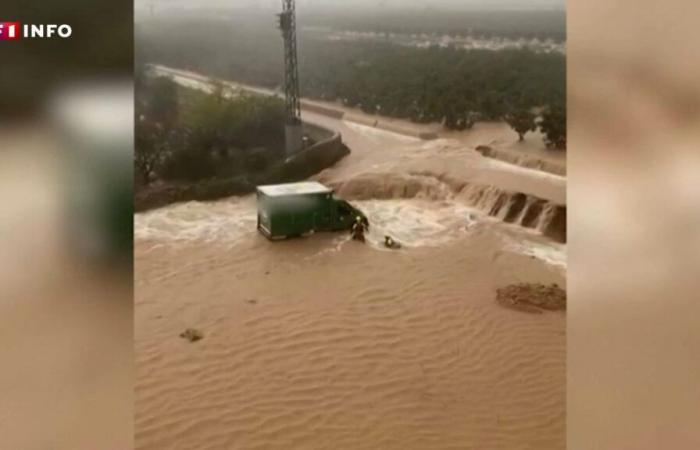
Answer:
[{"xmin": 135, "ymin": 71, "xmax": 566, "ymax": 450}]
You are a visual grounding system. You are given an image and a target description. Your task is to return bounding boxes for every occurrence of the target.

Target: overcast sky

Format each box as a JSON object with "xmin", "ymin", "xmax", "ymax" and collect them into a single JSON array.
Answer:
[{"xmin": 140, "ymin": 0, "xmax": 564, "ymax": 11}]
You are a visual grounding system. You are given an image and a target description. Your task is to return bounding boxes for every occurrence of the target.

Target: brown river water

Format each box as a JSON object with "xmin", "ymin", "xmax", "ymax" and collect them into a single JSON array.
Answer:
[{"xmin": 135, "ymin": 70, "xmax": 566, "ymax": 450}]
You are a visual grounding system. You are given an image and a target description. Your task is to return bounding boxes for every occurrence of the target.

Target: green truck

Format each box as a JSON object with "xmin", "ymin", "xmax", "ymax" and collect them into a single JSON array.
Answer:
[{"xmin": 256, "ymin": 181, "xmax": 368, "ymax": 240}]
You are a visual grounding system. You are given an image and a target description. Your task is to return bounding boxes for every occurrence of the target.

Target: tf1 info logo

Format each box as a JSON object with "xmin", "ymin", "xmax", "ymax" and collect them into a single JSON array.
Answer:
[{"xmin": 0, "ymin": 22, "xmax": 73, "ymax": 40}]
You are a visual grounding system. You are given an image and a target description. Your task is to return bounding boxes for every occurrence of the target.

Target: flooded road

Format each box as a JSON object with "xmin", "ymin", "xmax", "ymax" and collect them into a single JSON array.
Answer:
[{"xmin": 135, "ymin": 67, "xmax": 566, "ymax": 450}]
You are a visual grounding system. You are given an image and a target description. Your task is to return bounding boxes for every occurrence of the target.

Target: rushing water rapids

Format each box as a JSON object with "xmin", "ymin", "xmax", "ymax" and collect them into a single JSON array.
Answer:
[
  {"xmin": 135, "ymin": 193, "xmax": 566, "ymax": 268},
  {"xmin": 135, "ymin": 171, "xmax": 566, "ymax": 268}
]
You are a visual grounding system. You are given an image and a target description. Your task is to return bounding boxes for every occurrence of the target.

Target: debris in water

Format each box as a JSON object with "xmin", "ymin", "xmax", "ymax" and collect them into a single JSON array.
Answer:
[
  {"xmin": 496, "ymin": 283, "xmax": 566, "ymax": 314},
  {"xmin": 244, "ymin": 299, "xmax": 258, "ymax": 305},
  {"xmin": 179, "ymin": 328, "xmax": 204, "ymax": 342}
]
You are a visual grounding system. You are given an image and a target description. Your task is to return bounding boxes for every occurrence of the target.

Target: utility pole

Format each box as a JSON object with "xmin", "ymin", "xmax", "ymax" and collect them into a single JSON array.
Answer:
[{"xmin": 278, "ymin": 0, "xmax": 303, "ymax": 155}]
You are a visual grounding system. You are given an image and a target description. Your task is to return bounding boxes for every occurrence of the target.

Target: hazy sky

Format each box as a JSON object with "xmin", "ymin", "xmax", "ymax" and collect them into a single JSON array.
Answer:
[{"xmin": 141, "ymin": 0, "xmax": 564, "ymax": 11}]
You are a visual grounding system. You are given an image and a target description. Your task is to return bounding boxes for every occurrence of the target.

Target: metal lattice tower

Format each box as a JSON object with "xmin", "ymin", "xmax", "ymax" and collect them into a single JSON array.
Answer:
[{"xmin": 278, "ymin": 0, "xmax": 301, "ymax": 126}]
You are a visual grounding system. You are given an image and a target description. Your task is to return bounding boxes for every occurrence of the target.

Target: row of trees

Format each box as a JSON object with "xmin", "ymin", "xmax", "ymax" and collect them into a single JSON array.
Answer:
[
  {"xmin": 296, "ymin": 42, "xmax": 565, "ymax": 148},
  {"xmin": 302, "ymin": 9, "xmax": 567, "ymax": 43},
  {"xmin": 135, "ymin": 73, "xmax": 287, "ymax": 185},
  {"xmin": 137, "ymin": 15, "xmax": 566, "ymax": 149}
]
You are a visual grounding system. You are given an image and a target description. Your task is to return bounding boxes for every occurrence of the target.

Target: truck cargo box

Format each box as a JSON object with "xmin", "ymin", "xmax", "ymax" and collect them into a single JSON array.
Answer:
[{"xmin": 256, "ymin": 181, "xmax": 366, "ymax": 240}]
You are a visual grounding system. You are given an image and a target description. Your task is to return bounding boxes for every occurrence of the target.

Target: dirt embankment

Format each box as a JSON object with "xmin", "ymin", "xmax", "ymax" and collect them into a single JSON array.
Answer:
[{"xmin": 497, "ymin": 283, "xmax": 566, "ymax": 313}]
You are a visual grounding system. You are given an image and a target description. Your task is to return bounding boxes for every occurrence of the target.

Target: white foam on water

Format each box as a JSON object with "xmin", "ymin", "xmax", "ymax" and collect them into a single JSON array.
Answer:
[
  {"xmin": 135, "ymin": 197, "xmax": 257, "ymax": 244},
  {"xmin": 356, "ymin": 199, "xmax": 480, "ymax": 248},
  {"xmin": 135, "ymin": 196, "xmax": 565, "ymax": 269},
  {"xmin": 357, "ymin": 199, "xmax": 567, "ymax": 268},
  {"xmin": 344, "ymin": 121, "xmax": 422, "ymax": 143},
  {"xmin": 485, "ymin": 157, "xmax": 566, "ymax": 185},
  {"xmin": 503, "ymin": 234, "xmax": 567, "ymax": 269},
  {"xmin": 135, "ymin": 197, "xmax": 480, "ymax": 248}
]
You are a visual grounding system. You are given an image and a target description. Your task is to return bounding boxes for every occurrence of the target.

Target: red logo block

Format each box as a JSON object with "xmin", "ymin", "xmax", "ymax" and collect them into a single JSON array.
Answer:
[{"xmin": 0, "ymin": 22, "xmax": 21, "ymax": 40}]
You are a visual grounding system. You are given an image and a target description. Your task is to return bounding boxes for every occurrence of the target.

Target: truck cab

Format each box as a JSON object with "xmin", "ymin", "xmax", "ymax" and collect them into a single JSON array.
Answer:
[{"xmin": 331, "ymin": 197, "xmax": 368, "ymax": 231}]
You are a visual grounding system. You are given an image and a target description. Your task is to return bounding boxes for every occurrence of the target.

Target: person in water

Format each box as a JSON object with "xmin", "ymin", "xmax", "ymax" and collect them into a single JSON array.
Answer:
[
  {"xmin": 351, "ymin": 216, "xmax": 366, "ymax": 242},
  {"xmin": 384, "ymin": 235, "xmax": 401, "ymax": 249}
]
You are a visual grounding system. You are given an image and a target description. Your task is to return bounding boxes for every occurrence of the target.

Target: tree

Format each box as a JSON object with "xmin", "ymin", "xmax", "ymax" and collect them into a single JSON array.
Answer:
[
  {"xmin": 210, "ymin": 78, "xmax": 231, "ymax": 103},
  {"xmin": 135, "ymin": 122, "xmax": 167, "ymax": 184},
  {"xmin": 505, "ymin": 109, "xmax": 537, "ymax": 141},
  {"xmin": 160, "ymin": 129, "xmax": 218, "ymax": 182},
  {"xmin": 148, "ymin": 76, "xmax": 179, "ymax": 126},
  {"xmin": 539, "ymin": 104, "xmax": 566, "ymax": 150}
]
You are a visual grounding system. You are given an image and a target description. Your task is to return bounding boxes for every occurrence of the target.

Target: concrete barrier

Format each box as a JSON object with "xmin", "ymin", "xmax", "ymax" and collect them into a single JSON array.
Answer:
[
  {"xmin": 273, "ymin": 123, "xmax": 348, "ymax": 181},
  {"xmin": 303, "ymin": 122, "xmax": 336, "ymax": 142}
]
